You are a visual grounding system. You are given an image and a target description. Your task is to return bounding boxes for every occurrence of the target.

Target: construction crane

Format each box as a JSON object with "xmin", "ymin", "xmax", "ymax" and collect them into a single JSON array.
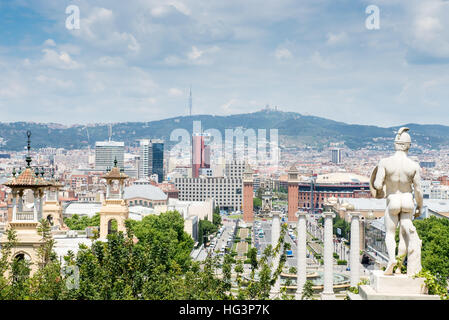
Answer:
[{"xmin": 84, "ymin": 126, "xmax": 90, "ymax": 151}]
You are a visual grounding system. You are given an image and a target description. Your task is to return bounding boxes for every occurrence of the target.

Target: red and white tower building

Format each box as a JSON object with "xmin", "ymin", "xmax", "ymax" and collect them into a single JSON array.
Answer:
[
  {"xmin": 192, "ymin": 133, "xmax": 210, "ymax": 178},
  {"xmin": 243, "ymin": 164, "xmax": 254, "ymax": 223},
  {"xmin": 288, "ymin": 165, "xmax": 299, "ymax": 222}
]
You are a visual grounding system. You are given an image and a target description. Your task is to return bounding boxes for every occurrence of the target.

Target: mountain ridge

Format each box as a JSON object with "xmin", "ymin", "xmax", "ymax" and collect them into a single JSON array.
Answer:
[{"xmin": 0, "ymin": 110, "xmax": 448, "ymax": 151}]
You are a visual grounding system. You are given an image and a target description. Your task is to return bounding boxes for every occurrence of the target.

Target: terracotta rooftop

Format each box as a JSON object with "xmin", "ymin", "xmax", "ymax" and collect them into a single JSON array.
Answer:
[
  {"xmin": 4, "ymin": 168, "xmax": 53, "ymax": 188},
  {"xmin": 102, "ymin": 166, "xmax": 128, "ymax": 180}
]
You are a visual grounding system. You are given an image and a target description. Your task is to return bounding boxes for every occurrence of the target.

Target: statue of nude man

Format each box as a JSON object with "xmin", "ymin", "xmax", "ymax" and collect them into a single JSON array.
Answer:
[{"xmin": 370, "ymin": 127, "xmax": 423, "ymax": 275}]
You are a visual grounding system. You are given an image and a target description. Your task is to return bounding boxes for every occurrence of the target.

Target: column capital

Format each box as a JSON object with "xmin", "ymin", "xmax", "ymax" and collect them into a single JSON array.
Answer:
[
  {"xmin": 295, "ymin": 210, "xmax": 307, "ymax": 218},
  {"xmin": 349, "ymin": 211, "xmax": 362, "ymax": 219},
  {"xmin": 322, "ymin": 210, "xmax": 335, "ymax": 219},
  {"xmin": 272, "ymin": 210, "xmax": 281, "ymax": 217}
]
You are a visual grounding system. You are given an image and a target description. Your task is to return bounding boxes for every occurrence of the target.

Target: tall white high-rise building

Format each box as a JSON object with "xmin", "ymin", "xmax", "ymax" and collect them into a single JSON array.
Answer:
[
  {"xmin": 139, "ymin": 139, "xmax": 150, "ymax": 179},
  {"xmin": 95, "ymin": 141, "xmax": 125, "ymax": 171}
]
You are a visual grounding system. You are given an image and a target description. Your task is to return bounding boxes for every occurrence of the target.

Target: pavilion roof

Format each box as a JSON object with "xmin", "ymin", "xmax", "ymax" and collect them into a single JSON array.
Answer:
[{"xmin": 4, "ymin": 168, "xmax": 53, "ymax": 188}]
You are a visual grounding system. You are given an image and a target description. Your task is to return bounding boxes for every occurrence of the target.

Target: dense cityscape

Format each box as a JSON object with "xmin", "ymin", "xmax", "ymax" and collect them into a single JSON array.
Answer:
[
  {"xmin": 0, "ymin": 112, "xmax": 448, "ymax": 300},
  {"xmin": 0, "ymin": 0, "xmax": 449, "ymax": 308}
]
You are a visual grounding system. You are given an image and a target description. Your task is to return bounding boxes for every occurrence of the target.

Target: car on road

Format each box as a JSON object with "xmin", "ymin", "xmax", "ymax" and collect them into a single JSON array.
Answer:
[{"xmin": 286, "ymin": 250, "xmax": 293, "ymax": 257}]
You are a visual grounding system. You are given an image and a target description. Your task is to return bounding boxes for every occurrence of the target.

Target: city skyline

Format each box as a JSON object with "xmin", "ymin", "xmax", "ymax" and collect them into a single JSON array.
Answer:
[{"xmin": 0, "ymin": 1, "xmax": 448, "ymax": 126}]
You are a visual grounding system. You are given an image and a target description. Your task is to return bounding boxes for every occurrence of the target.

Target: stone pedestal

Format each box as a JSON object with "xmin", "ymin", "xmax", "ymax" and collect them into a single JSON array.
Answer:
[
  {"xmin": 320, "ymin": 211, "xmax": 336, "ymax": 300},
  {"xmin": 295, "ymin": 211, "xmax": 307, "ymax": 300},
  {"xmin": 355, "ymin": 270, "xmax": 440, "ymax": 300}
]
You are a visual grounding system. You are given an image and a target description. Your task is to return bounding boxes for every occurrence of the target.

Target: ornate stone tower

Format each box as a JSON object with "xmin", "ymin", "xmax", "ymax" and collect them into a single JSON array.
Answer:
[
  {"xmin": 288, "ymin": 165, "xmax": 299, "ymax": 222},
  {"xmin": 99, "ymin": 158, "xmax": 129, "ymax": 239},
  {"xmin": 242, "ymin": 163, "xmax": 254, "ymax": 224},
  {"xmin": 42, "ymin": 169, "xmax": 67, "ymax": 230},
  {"xmin": 0, "ymin": 131, "xmax": 53, "ymax": 275}
]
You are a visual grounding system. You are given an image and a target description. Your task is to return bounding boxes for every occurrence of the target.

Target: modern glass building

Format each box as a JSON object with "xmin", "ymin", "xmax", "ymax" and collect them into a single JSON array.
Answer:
[
  {"xmin": 151, "ymin": 141, "xmax": 164, "ymax": 183},
  {"xmin": 139, "ymin": 139, "xmax": 164, "ymax": 182}
]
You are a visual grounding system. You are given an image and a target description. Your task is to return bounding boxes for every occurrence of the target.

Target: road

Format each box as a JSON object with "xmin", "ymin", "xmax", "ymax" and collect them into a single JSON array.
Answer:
[
  {"xmin": 195, "ymin": 217, "xmax": 237, "ymax": 261},
  {"xmin": 254, "ymin": 219, "xmax": 315, "ymax": 269}
]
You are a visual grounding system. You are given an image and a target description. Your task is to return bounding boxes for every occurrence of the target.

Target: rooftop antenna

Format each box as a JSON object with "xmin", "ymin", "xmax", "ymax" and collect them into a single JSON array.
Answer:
[
  {"xmin": 189, "ymin": 85, "xmax": 192, "ymax": 117},
  {"xmin": 108, "ymin": 124, "xmax": 112, "ymax": 142}
]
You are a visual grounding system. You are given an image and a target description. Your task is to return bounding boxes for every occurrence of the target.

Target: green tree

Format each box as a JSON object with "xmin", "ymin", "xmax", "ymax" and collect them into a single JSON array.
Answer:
[
  {"xmin": 64, "ymin": 213, "xmax": 100, "ymax": 230},
  {"xmin": 213, "ymin": 211, "xmax": 222, "ymax": 227},
  {"xmin": 198, "ymin": 219, "xmax": 218, "ymax": 246},
  {"xmin": 414, "ymin": 216, "xmax": 449, "ymax": 288},
  {"xmin": 301, "ymin": 280, "xmax": 314, "ymax": 300},
  {"xmin": 253, "ymin": 198, "xmax": 262, "ymax": 209}
]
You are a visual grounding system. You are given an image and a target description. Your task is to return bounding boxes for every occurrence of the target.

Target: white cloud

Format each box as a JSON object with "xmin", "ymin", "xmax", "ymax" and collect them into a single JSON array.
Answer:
[
  {"xmin": 94, "ymin": 56, "xmax": 125, "ymax": 68},
  {"xmin": 151, "ymin": 1, "xmax": 191, "ymax": 17},
  {"xmin": 165, "ymin": 45, "xmax": 220, "ymax": 66},
  {"xmin": 188, "ymin": 46, "xmax": 203, "ymax": 60},
  {"xmin": 168, "ymin": 88, "xmax": 183, "ymax": 96},
  {"xmin": 35, "ymin": 75, "xmax": 73, "ymax": 89},
  {"xmin": 73, "ymin": 7, "xmax": 141, "ymax": 53},
  {"xmin": 274, "ymin": 48, "xmax": 292, "ymax": 60},
  {"xmin": 405, "ymin": 0, "xmax": 449, "ymax": 60},
  {"xmin": 40, "ymin": 49, "xmax": 81, "ymax": 70},
  {"xmin": 43, "ymin": 39, "xmax": 56, "ymax": 47},
  {"xmin": 0, "ymin": 82, "xmax": 27, "ymax": 99},
  {"xmin": 326, "ymin": 32, "xmax": 348, "ymax": 45}
]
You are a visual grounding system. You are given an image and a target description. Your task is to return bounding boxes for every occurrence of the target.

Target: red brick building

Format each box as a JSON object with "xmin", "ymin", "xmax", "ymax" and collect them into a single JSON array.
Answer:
[
  {"xmin": 243, "ymin": 165, "xmax": 254, "ymax": 223},
  {"xmin": 298, "ymin": 172, "xmax": 371, "ymax": 212}
]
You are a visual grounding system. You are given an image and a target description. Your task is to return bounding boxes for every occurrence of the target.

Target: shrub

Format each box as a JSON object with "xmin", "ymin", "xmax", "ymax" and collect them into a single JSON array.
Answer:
[{"xmin": 337, "ymin": 260, "xmax": 347, "ymax": 265}]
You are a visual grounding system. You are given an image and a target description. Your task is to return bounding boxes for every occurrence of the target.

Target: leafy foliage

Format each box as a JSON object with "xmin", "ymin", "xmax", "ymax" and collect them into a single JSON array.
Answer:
[
  {"xmin": 64, "ymin": 213, "xmax": 100, "ymax": 231},
  {"xmin": 1, "ymin": 211, "xmax": 296, "ymax": 300},
  {"xmin": 301, "ymin": 280, "xmax": 314, "ymax": 300},
  {"xmin": 414, "ymin": 216, "xmax": 449, "ymax": 288}
]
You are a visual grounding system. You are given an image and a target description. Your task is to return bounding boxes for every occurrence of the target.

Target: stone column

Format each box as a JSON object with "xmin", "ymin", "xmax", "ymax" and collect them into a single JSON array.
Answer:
[
  {"xmin": 33, "ymin": 190, "xmax": 39, "ymax": 222},
  {"xmin": 295, "ymin": 210, "xmax": 307, "ymax": 299},
  {"xmin": 271, "ymin": 211, "xmax": 281, "ymax": 295},
  {"xmin": 18, "ymin": 190, "xmax": 23, "ymax": 212},
  {"xmin": 38, "ymin": 190, "xmax": 44, "ymax": 221},
  {"xmin": 350, "ymin": 212, "xmax": 361, "ymax": 287},
  {"xmin": 120, "ymin": 182, "xmax": 125, "ymax": 199},
  {"xmin": 321, "ymin": 210, "xmax": 336, "ymax": 300},
  {"xmin": 11, "ymin": 191, "xmax": 17, "ymax": 221},
  {"xmin": 106, "ymin": 183, "xmax": 111, "ymax": 199}
]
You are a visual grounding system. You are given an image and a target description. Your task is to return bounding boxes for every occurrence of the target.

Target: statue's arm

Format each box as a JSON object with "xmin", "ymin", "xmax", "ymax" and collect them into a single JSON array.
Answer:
[
  {"xmin": 413, "ymin": 165, "xmax": 423, "ymax": 217},
  {"xmin": 374, "ymin": 161, "xmax": 385, "ymax": 190}
]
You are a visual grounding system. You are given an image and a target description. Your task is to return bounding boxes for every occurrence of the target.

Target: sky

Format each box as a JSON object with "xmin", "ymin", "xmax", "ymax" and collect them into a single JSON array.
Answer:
[{"xmin": 0, "ymin": 0, "xmax": 448, "ymax": 127}]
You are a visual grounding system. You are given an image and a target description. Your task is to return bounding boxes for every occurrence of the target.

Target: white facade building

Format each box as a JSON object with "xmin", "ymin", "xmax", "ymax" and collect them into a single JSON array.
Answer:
[
  {"xmin": 95, "ymin": 141, "xmax": 125, "ymax": 171},
  {"xmin": 174, "ymin": 177, "xmax": 242, "ymax": 211}
]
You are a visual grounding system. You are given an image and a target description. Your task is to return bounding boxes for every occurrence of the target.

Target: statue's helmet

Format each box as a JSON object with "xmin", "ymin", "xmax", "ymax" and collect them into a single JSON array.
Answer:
[{"xmin": 394, "ymin": 127, "xmax": 411, "ymax": 150}]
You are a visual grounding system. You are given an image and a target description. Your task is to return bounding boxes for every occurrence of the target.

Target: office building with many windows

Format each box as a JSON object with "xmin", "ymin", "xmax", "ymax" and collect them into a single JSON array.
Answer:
[
  {"xmin": 95, "ymin": 141, "xmax": 125, "ymax": 171},
  {"xmin": 139, "ymin": 139, "xmax": 164, "ymax": 183}
]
